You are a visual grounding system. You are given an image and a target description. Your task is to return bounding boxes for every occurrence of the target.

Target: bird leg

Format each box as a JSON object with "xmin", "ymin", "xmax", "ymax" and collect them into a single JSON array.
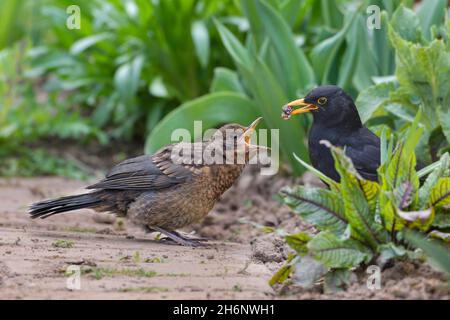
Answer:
[
  {"xmin": 146, "ymin": 226, "xmax": 206, "ymax": 247},
  {"xmin": 172, "ymin": 230, "xmax": 209, "ymax": 242}
]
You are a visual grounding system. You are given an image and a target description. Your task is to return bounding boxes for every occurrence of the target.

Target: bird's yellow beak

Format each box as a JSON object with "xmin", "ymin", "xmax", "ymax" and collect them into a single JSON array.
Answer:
[
  {"xmin": 282, "ymin": 98, "xmax": 318, "ymax": 120},
  {"xmin": 242, "ymin": 117, "xmax": 262, "ymax": 145}
]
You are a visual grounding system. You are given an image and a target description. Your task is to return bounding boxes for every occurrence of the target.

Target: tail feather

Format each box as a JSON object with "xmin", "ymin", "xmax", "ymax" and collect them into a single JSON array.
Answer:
[{"xmin": 29, "ymin": 193, "xmax": 101, "ymax": 219}]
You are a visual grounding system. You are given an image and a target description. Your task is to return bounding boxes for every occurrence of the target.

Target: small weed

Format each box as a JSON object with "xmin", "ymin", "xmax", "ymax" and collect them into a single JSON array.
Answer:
[
  {"xmin": 52, "ymin": 240, "xmax": 74, "ymax": 248},
  {"xmin": 119, "ymin": 286, "xmax": 169, "ymax": 293},
  {"xmin": 82, "ymin": 267, "xmax": 157, "ymax": 280}
]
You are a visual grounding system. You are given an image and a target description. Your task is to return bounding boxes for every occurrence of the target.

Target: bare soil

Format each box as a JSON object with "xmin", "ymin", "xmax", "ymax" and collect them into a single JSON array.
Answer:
[{"xmin": 0, "ymin": 168, "xmax": 448, "ymax": 300}]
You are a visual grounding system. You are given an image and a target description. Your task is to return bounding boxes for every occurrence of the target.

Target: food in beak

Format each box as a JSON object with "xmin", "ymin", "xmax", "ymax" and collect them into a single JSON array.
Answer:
[
  {"xmin": 281, "ymin": 98, "xmax": 318, "ymax": 120},
  {"xmin": 281, "ymin": 105, "xmax": 293, "ymax": 120}
]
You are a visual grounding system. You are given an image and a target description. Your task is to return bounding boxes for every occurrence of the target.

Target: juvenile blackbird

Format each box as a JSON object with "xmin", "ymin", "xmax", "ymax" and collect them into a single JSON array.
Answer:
[
  {"xmin": 29, "ymin": 118, "xmax": 263, "ymax": 246},
  {"xmin": 282, "ymin": 85, "xmax": 380, "ymax": 182}
]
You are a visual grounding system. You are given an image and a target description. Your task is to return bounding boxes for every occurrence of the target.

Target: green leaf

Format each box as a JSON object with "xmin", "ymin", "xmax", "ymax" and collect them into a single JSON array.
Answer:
[
  {"xmin": 70, "ymin": 33, "xmax": 112, "ymax": 55},
  {"xmin": 329, "ymin": 143, "xmax": 389, "ymax": 248},
  {"xmin": 417, "ymin": 0, "xmax": 447, "ymax": 40},
  {"xmin": 438, "ymin": 105, "xmax": 450, "ymax": 145},
  {"xmin": 404, "ymin": 231, "xmax": 450, "ymax": 277},
  {"xmin": 359, "ymin": 179, "xmax": 380, "ymax": 213},
  {"xmin": 293, "ymin": 255, "xmax": 327, "ymax": 288},
  {"xmin": 214, "ymin": 19, "xmax": 252, "ymax": 69},
  {"xmin": 191, "ymin": 20, "xmax": 210, "ymax": 68},
  {"xmin": 292, "ymin": 153, "xmax": 338, "ymax": 189},
  {"xmin": 356, "ymin": 82, "xmax": 396, "ymax": 124},
  {"xmin": 114, "ymin": 54, "xmax": 144, "ymax": 102},
  {"xmin": 430, "ymin": 178, "xmax": 450, "ymax": 207},
  {"xmin": 145, "ymin": 92, "xmax": 258, "ymax": 154},
  {"xmin": 254, "ymin": 0, "xmax": 315, "ymax": 93},
  {"xmin": 428, "ymin": 230, "xmax": 450, "ymax": 243},
  {"xmin": 418, "ymin": 153, "xmax": 450, "ymax": 209},
  {"xmin": 281, "ymin": 186, "xmax": 347, "ymax": 236},
  {"xmin": 307, "ymin": 231, "xmax": 373, "ymax": 269},
  {"xmin": 284, "ymin": 232, "xmax": 312, "ymax": 256},
  {"xmin": 432, "ymin": 207, "xmax": 450, "ymax": 228},
  {"xmin": 269, "ymin": 255, "xmax": 295, "ymax": 286},
  {"xmin": 390, "ymin": 5, "xmax": 422, "ymax": 43},
  {"xmin": 311, "ymin": 12, "xmax": 356, "ymax": 84},
  {"xmin": 210, "ymin": 67, "xmax": 245, "ymax": 94},
  {"xmin": 246, "ymin": 59, "xmax": 308, "ymax": 174},
  {"xmin": 397, "ymin": 208, "xmax": 434, "ymax": 231}
]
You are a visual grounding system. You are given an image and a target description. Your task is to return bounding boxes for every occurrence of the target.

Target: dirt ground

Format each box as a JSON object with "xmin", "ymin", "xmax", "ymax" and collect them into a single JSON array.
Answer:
[{"xmin": 0, "ymin": 169, "xmax": 448, "ymax": 300}]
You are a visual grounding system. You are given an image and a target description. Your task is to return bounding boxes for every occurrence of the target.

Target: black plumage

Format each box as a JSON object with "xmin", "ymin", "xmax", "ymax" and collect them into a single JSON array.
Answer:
[{"xmin": 282, "ymin": 85, "xmax": 380, "ymax": 182}]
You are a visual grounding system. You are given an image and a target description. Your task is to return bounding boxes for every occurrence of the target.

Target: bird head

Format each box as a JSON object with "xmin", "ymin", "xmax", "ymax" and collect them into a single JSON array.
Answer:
[
  {"xmin": 282, "ymin": 85, "xmax": 362, "ymax": 129},
  {"xmin": 208, "ymin": 117, "xmax": 265, "ymax": 164}
]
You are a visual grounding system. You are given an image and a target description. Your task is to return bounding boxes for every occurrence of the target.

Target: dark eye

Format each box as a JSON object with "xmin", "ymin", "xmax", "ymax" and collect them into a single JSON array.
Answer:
[{"xmin": 318, "ymin": 97, "xmax": 327, "ymax": 105}]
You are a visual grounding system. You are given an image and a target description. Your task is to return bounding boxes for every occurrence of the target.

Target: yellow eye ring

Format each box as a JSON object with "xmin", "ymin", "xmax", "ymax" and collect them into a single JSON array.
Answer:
[{"xmin": 318, "ymin": 97, "xmax": 327, "ymax": 105}]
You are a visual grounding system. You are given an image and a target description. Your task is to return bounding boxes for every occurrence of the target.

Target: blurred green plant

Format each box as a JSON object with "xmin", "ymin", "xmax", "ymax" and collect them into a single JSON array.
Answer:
[
  {"xmin": 29, "ymin": 0, "xmax": 239, "ymax": 140},
  {"xmin": 146, "ymin": 0, "xmax": 411, "ymax": 175},
  {"xmin": 0, "ymin": 42, "xmax": 98, "ymax": 178},
  {"xmin": 357, "ymin": 3, "xmax": 450, "ymax": 163},
  {"xmin": 274, "ymin": 113, "xmax": 450, "ymax": 289}
]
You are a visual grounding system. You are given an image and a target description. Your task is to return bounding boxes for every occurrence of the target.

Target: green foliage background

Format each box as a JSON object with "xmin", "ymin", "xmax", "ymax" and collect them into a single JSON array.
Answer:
[{"xmin": 0, "ymin": 0, "xmax": 449, "ymax": 177}]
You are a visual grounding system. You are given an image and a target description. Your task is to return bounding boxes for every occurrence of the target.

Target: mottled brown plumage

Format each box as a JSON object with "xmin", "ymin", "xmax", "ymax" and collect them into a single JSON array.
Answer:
[{"xmin": 28, "ymin": 119, "xmax": 263, "ymax": 246}]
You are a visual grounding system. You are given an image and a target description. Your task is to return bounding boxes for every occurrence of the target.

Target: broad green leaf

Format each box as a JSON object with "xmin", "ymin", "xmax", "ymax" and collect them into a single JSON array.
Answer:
[
  {"xmin": 359, "ymin": 179, "xmax": 380, "ymax": 213},
  {"xmin": 329, "ymin": 143, "xmax": 389, "ymax": 248},
  {"xmin": 405, "ymin": 231, "xmax": 450, "ymax": 277},
  {"xmin": 355, "ymin": 81, "xmax": 396, "ymax": 124},
  {"xmin": 254, "ymin": 0, "xmax": 315, "ymax": 93},
  {"xmin": 430, "ymin": 178, "xmax": 450, "ymax": 207},
  {"xmin": 352, "ymin": 15, "xmax": 378, "ymax": 91},
  {"xmin": 214, "ymin": 19, "xmax": 252, "ymax": 69},
  {"xmin": 432, "ymin": 207, "xmax": 450, "ymax": 228},
  {"xmin": 307, "ymin": 231, "xmax": 372, "ymax": 269},
  {"xmin": 337, "ymin": 17, "xmax": 359, "ymax": 89},
  {"xmin": 145, "ymin": 92, "xmax": 258, "ymax": 153},
  {"xmin": 281, "ymin": 186, "xmax": 347, "ymax": 236},
  {"xmin": 417, "ymin": 0, "xmax": 447, "ymax": 40},
  {"xmin": 311, "ymin": 12, "xmax": 356, "ymax": 84},
  {"xmin": 210, "ymin": 67, "xmax": 245, "ymax": 94},
  {"xmin": 389, "ymin": 5, "xmax": 422, "ymax": 42},
  {"xmin": 191, "ymin": 20, "xmax": 210, "ymax": 68},
  {"xmin": 246, "ymin": 59, "xmax": 308, "ymax": 174},
  {"xmin": 397, "ymin": 207, "xmax": 434, "ymax": 231},
  {"xmin": 418, "ymin": 153, "xmax": 450, "ymax": 209}
]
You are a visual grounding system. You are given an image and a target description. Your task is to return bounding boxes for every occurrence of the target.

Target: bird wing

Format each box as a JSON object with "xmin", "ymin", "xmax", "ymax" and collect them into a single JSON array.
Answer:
[
  {"xmin": 87, "ymin": 145, "xmax": 195, "ymax": 191},
  {"xmin": 343, "ymin": 128, "xmax": 380, "ymax": 182}
]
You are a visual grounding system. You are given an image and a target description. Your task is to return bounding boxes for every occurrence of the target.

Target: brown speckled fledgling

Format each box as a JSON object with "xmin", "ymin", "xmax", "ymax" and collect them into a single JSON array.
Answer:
[{"xmin": 28, "ymin": 118, "xmax": 264, "ymax": 246}]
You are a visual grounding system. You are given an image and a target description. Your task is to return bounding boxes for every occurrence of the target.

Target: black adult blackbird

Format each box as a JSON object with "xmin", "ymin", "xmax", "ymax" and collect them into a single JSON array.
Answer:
[
  {"xmin": 29, "ymin": 118, "xmax": 263, "ymax": 246},
  {"xmin": 282, "ymin": 85, "xmax": 379, "ymax": 182}
]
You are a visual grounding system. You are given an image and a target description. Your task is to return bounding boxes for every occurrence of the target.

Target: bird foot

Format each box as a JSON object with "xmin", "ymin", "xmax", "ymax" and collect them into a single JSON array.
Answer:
[{"xmin": 147, "ymin": 226, "xmax": 208, "ymax": 247}]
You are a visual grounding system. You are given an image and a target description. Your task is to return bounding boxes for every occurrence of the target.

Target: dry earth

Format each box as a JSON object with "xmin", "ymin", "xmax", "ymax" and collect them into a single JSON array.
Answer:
[{"xmin": 0, "ymin": 169, "xmax": 448, "ymax": 300}]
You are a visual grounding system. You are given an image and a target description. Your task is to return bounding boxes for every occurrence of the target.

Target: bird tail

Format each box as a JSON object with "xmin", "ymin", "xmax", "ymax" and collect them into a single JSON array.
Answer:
[{"xmin": 29, "ymin": 193, "xmax": 101, "ymax": 219}]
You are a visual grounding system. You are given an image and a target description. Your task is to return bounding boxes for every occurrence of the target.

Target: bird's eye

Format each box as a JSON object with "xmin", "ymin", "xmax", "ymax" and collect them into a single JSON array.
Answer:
[{"xmin": 318, "ymin": 97, "xmax": 327, "ymax": 105}]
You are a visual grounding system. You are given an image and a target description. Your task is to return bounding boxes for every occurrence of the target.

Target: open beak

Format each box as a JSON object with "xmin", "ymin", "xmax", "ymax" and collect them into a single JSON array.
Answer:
[
  {"xmin": 242, "ymin": 117, "xmax": 262, "ymax": 146},
  {"xmin": 281, "ymin": 98, "xmax": 318, "ymax": 120}
]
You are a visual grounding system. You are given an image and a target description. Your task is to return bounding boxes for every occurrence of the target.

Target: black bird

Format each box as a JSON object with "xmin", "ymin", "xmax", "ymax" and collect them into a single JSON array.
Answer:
[{"xmin": 282, "ymin": 85, "xmax": 380, "ymax": 182}]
